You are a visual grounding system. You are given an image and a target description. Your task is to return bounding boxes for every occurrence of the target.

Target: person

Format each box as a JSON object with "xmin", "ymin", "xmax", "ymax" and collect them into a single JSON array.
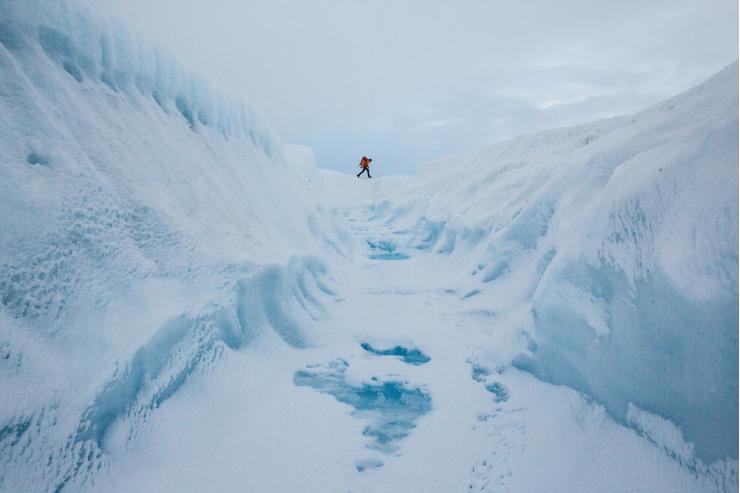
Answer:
[{"xmin": 357, "ymin": 156, "xmax": 372, "ymax": 178}]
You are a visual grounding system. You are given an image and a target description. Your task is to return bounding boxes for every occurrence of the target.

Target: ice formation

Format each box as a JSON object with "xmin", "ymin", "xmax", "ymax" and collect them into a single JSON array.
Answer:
[
  {"xmin": 362, "ymin": 62, "xmax": 739, "ymax": 463},
  {"xmin": 0, "ymin": 1, "xmax": 736, "ymax": 491}
]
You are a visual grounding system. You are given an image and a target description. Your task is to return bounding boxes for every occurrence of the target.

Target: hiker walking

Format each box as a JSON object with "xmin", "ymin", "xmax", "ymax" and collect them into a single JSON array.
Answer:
[{"xmin": 357, "ymin": 156, "xmax": 372, "ymax": 178}]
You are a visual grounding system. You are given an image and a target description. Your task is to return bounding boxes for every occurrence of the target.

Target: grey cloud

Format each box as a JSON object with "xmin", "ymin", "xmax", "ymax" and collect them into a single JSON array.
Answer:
[{"xmin": 82, "ymin": 0, "xmax": 737, "ymax": 174}]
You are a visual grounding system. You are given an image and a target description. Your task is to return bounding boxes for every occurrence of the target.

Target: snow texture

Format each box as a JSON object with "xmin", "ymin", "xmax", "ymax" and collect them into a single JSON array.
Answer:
[
  {"xmin": 0, "ymin": 1, "xmax": 343, "ymax": 490},
  {"xmin": 360, "ymin": 62, "xmax": 738, "ymax": 465},
  {"xmin": 0, "ymin": 1, "xmax": 737, "ymax": 491}
]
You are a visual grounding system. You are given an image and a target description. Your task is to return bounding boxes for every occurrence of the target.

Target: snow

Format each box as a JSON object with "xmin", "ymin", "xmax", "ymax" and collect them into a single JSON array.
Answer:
[
  {"xmin": 0, "ymin": 1, "xmax": 343, "ymax": 490},
  {"xmin": 0, "ymin": 1, "xmax": 737, "ymax": 492},
  {"xmin": 355, "ymin": 62, "xmax": 739, "ymax": 465}
]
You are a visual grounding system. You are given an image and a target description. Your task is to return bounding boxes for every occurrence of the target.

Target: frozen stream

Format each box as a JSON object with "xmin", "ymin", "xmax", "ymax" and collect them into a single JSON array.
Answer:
[
  {"xmin": 178, "ymin": 197, "xmax": 730, "ymax": 493},
  {"xmin": 3, "ymin": 190, "xmax": 735, "ymax": 493}
]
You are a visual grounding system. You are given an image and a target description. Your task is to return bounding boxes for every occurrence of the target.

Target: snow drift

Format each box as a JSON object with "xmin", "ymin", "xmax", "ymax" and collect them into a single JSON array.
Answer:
[
  {"xmin": 362, "ymin": 62, "xmax": 738, "ymax": 464},
  {"xmin": 0, "ymin": 1, "xmax": 343, "ymax": 490}
]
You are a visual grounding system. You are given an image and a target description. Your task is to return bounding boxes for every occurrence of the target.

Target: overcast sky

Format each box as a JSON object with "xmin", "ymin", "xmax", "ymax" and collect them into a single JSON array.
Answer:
[{"xmin": 82, "ymin": 0, "xmax": 737, "ymax": 174}]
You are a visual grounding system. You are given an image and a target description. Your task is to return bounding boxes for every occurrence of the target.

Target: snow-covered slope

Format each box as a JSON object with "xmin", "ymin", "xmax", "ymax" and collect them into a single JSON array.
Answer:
[
  {"xmin": 1, "ymin": 0, "xmax": 737, "ymax": 491},
  {"xmin": 358, "ymin": 62, "xmax": 738, "ymax": 465},
  {"xmin": 0, "ymin": 1, "xmax": 345, "ymax": 490}
]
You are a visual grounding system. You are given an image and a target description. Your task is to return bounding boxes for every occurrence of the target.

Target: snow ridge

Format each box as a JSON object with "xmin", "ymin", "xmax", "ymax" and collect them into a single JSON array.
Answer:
[{"xmin": 0, "ymin": 0, "xmax": 280, "ymax": 154}]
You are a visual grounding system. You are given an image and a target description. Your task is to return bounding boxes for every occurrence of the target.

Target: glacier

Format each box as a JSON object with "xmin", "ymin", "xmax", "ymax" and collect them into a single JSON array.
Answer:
[
  {"xmin": 366, "ymin": 63, "xmax": 739, "ymax": 463},
  {"xmin": 0, "ymin": 1, "xmax": 737, "ymax": 492},
  {"xmin": 0, "ymin": 1, "xmax": 344, "ymax": 490}
]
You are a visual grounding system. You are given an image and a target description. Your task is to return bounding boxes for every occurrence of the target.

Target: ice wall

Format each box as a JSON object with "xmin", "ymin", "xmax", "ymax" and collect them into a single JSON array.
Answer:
[
  {"xmin": 0, "ymin": 1, "xmax": 344, "ymax": 490},
  {"xmin": 0, "ymin": 0, "xmax": 279, "ymax": 154},
  {"xmin": 367, "ymin": 63, "xmax": 738, "ymax": 464}
]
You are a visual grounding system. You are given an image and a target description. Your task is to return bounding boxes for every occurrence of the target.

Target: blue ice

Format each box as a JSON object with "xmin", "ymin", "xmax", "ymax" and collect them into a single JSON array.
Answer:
[
  {"xmin": 366, "ymin": 239, "xmax": 409, "ymax": 260},
  {"xmin": 369, "ymin": 252, "xmax": 410, "ymax": 260},
  {"xmin": 471, "ymin": 364, "xmax": 490, "ymax": 382},
  {"xmin": 294, "ymin": 360, "xmax": 431, "ymax": 454},
  {"xmin": 361, "ymin": 342, "xmax": 431, "ymax": 365},
  {"xmin": 484, "ymin": 382, "xmax": 510, "ymax": 403},
  {"xmin": 366, "ymin": 239, "xmax": 397, "ymax": 252}
]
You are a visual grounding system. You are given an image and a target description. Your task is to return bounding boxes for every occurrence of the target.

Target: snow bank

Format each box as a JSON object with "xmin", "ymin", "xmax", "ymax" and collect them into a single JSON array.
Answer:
[
  {"xmin": 0, "ymin": 2, "xmax": 346, "ymax": 490},
  {"xmin": 366, "ymin": 63, "xmax": 738, "ymax": 464}
]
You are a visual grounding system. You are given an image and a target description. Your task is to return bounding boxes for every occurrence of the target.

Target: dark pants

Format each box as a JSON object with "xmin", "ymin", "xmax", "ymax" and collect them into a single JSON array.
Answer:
[{"xmin": 357, "ymin": 168, "xmax": 371, "ymax": 178}]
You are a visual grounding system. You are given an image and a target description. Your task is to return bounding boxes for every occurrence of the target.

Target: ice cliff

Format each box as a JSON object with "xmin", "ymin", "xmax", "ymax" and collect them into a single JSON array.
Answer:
[{"xmin": 364, "ymin": 62, "xmax": 738, "ymax": 463}]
